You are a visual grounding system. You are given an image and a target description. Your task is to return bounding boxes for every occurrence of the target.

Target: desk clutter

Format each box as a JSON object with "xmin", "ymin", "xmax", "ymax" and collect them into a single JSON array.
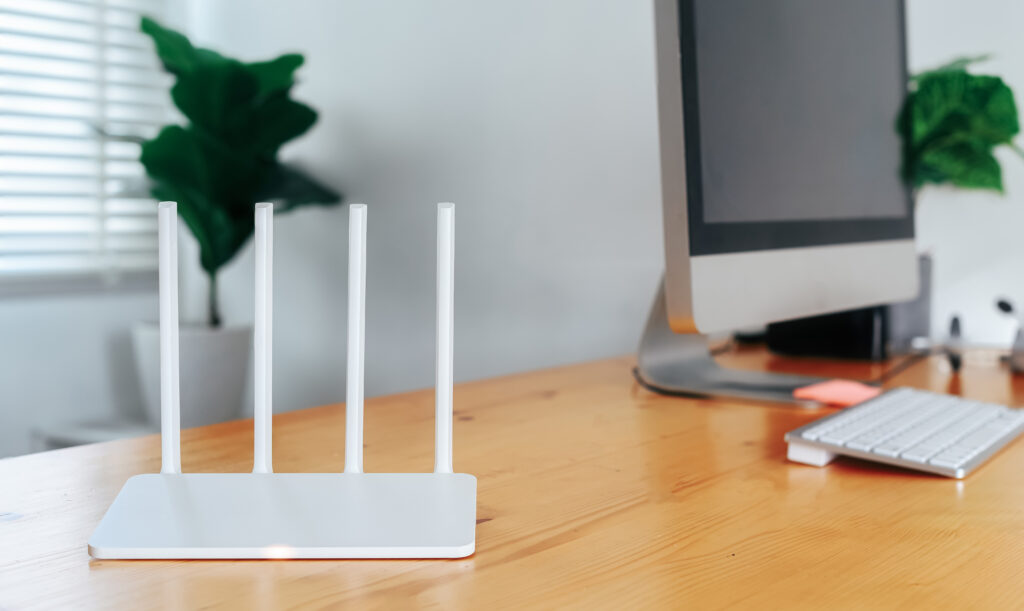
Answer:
[{"xmin": 88, "ymin": 202, "xmax": 477, "ymax": 559}]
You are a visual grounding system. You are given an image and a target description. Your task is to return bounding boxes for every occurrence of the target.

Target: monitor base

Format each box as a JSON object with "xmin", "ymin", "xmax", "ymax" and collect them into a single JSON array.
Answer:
[{"xmin": 636, "ymin": 280, "xmax": 824, "ymax": 406}]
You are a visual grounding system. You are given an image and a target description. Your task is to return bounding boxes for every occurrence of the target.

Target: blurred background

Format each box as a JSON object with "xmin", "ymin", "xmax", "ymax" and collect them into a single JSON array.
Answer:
[{"xmin": 1, "ymin": 0, "xmax": 1023, "ymax": 458}]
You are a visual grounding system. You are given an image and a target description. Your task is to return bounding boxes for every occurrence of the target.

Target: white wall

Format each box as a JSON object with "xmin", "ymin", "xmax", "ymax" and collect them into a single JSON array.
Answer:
[
  {"xmin": 181, "ymin": 0, "xmax": 666, "ymax": 413},
  {"xmin": 0, "ymin": 291, "xmax": 156, "ymax": 457},
  {"xmin": 908, "ymin": 0, "xmax": 1024, "ymax": 346}
]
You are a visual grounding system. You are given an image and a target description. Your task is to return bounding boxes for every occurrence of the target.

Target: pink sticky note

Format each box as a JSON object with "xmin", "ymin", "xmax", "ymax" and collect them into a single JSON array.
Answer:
[{"xmin": 793, "ymin": 379, "xmax": 882, "ymax": 407}]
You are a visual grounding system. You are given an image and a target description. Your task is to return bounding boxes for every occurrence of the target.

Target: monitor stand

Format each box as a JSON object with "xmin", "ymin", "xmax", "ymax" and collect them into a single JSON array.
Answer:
[{"xmin": 636, "ymin": 280, "xmax": 824, "ymax": 405}]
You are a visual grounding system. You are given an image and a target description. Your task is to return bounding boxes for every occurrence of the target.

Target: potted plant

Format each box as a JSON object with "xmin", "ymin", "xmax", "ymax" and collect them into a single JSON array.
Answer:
[
  {"xmin": 132, "ymin": 18, "xmax": 342, "ymax": 427},
  {"xmin": 891, "ymin": 56, "xmax": 1021, "ymax": 348}
]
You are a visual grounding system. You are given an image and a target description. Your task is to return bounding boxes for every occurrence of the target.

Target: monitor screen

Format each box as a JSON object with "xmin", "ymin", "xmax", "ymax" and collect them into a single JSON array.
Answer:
[{"xmin": 680, "ymin": 0, "xmax": 913, "ymax": 255}]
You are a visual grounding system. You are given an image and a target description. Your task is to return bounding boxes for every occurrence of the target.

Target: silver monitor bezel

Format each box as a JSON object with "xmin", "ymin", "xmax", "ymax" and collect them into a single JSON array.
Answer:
[{"xmin": 652, "ymin": 0, "xmax": 918, "ymax": 333}]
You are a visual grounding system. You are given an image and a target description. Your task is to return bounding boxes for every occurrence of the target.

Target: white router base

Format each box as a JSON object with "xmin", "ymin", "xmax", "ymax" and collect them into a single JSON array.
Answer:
[{"xmin": 88, "ymin": 473, "xmax": 477, "ymax": 559}]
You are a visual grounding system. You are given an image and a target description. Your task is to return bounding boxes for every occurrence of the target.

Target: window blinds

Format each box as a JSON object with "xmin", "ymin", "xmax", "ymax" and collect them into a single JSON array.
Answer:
[{"xmin": 0, "ymin": 0, "xmax": 168, "ymax": 288}]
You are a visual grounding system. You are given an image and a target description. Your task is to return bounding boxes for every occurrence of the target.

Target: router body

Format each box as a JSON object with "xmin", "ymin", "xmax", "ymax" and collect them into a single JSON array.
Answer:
[
  {"xmin": 89, "ymin": 202, "xmax": 477, "ymax": 560},
  {"xmin": 88, "ymin": 473, "xmax": 476, "ymax": 559}
]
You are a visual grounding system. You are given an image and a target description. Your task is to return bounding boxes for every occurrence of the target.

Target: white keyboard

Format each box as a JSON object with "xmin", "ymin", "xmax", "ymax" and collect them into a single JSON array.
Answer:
[{"xmin": 785, "ymin": 387, "xmax": 1024, "ymax": 478}]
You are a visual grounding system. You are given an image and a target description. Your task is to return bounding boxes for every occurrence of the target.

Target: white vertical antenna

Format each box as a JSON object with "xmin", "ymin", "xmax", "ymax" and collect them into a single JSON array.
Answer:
[
  {"xmin": 157, "ymin": 202, "xmax": 181, "ymax": 474},
  {"xmin": 253, "ymin": 203, "xmax": 274, "ymax": 474},
  {"xmin": 434, "ymin": 203, "xmax": 455, "ymax": 474},
  {"xmin": 345, "ymin": 204, "xmax": 367, "ymax": 473}
]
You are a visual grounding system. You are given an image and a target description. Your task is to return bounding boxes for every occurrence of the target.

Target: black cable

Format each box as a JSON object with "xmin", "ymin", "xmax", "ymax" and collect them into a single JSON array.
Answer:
[
  {"xmin": 867, "ymin": 350, "xmax": 934, "ymax": 385},
  {"xmin": 708, "ymin": 339, "xmax": 734, "ymax": 356}
]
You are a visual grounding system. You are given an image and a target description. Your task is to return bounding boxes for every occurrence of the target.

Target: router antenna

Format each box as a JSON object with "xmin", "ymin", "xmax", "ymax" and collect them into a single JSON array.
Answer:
[
  {"xmin": 345, "ymin": 204, "xmax": 367, "ymax": 473},
  {"xmin": 434, "ymin": 203, "xmax": 455, "ymax": 474},
  {"xmin": 253, "ymin": 203, "xmax": 274, "ymax": 473},
  {"xmin": 157, "ymin": 202, "xmax": 181, "ymax": 474}
]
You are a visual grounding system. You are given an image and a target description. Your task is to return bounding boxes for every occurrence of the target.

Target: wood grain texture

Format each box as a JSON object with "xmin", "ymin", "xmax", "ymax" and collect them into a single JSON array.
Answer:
[{"xmin": 3, "ymin": 347, "xmax": 1024, "ymax": 609}]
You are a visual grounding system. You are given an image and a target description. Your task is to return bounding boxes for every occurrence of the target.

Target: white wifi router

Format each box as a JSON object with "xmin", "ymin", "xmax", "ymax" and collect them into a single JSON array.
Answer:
[{"xmin": 88, "ymin": 201, "xmax": 477, "ymax": 559}]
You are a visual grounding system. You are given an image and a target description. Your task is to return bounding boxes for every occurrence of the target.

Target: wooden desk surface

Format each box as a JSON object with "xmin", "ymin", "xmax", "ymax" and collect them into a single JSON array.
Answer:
[{"xmin": 3, "ymin": 348, "xmax": 1024, "ymax": 609}]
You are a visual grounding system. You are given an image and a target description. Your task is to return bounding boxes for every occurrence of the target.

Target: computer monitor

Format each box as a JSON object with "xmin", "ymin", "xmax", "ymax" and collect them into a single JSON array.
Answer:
[{"xmin": 637, "ymin": 0, "xmax": 919, "ymax": 403}]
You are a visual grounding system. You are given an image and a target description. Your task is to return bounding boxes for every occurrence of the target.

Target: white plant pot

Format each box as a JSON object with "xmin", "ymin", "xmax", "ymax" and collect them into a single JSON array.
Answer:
[{"xmin": 132, "ymin": 323, "xmax": 252, "ymax": 429}]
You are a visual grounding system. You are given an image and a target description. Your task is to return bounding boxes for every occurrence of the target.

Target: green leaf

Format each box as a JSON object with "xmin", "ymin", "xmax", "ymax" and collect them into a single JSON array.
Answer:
[
  {"xmin": 247, "ymin": 53, "xmax": 305, "ymax": 96},
  {"xmin": 971, "ymin": 76, "xmax": 1019, "ymax": 144},
  {"xmin": 140, "ymin": 16, "xmax": 195, "ymax": 73},
  {"xmin": 171, "ymin": 61, "xmax": 261, "ymax": 139},
  {"xmin": 140, "ymin": 16, "xmax": 219, "ymax": 75},
  {"xmin": 140, "ymin": 126, "xmax": 206, "ymax": 195},
  {"xmin": 913, "ymin": 54, "xmax": 991, "ymax": 78},
  {"xmin": 141, "ymin": 126, "xmax": 257, "ymax": 273},
  {"xmin": 918, "ymin": 139, "xmax": 1003, "ymax": 191},
  {"xmin": 898, "ymin": 58, "xmax": 1020, "ymax": 191},
  {"xmin": 247, "ymin": 92, "xmax": 318, "ymax": 155},
  {"xmin": 255, "ymin": 163, "xmax": 342, "ymax": 212}
]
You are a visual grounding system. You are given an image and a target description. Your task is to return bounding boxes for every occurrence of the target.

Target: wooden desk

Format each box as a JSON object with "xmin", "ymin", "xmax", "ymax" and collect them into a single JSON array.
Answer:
[{"xmin": 3, "ymin": 348, "xmax": 1024, "ymax": 609}]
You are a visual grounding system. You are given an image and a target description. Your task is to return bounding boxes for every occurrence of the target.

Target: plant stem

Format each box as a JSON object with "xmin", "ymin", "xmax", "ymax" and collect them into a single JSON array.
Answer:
[{"xmin": 208, "ymin": 272, "xmax": 222, "ymax": 328}]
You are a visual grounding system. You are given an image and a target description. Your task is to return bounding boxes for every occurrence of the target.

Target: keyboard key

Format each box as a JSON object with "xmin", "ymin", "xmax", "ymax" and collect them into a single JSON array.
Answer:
[
  {"xmin": 929, "ymin": 416, "xmax": 1024, "ymax": 469},
  {"xmin": 929, "ymin": 450, "xmax": 971, "ymax": 469},
  {"xmin": 899, "ymin": 407, "xmax": 997, "ymax": 463},
  {"xmin": 901, "ymin": 444, "xmax": 943, "ymax": 463},
  {"xmin": 845, "ymin": 400, "xmax": 951, "ymax": 451},
  {"xmin": 871, "ymin": 403, "xmax": 976, "ymax": 457}
]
